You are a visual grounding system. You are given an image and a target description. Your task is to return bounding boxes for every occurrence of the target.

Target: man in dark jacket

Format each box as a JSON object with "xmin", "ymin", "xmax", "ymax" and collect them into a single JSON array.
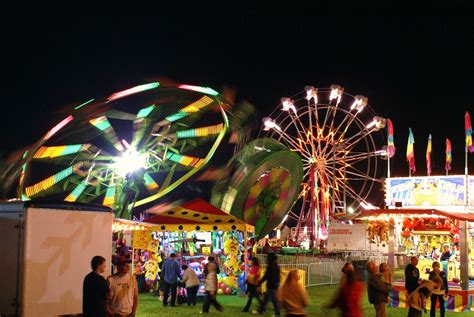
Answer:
[
  {"xmin": 405, "ymin": 256, "xmax": 420, "ymax": 294},
  {"xmin": 256, "ymin": 252, "xmax": 281, "ymax": 316},
  {"xmin": 161, "ymin": 253, "xmax": 181, "ymax": 307},
  {"xmin": 83, "ymin": 255, "xmax": 109, "ymax": 317},
  {"xmin": 367, "ymin": 261, "xmax": 391, "ymax": 317}
]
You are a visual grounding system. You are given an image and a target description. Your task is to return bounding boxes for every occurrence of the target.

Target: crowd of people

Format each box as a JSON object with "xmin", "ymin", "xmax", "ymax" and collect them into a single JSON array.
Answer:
[
  {"xmin": 325, "ymin": 255, "xmax": 450, "ymax": 317},
  {"xmin": 82, "ymin": 253, "xmax": 451, "ymax": 317},
  {"xmin": 82, "ymin": 252, "xmax": 309, "ymax": 316}
]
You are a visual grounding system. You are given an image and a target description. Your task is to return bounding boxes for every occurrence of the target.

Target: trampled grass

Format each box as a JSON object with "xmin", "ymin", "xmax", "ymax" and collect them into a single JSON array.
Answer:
[{"xmin": 136, "ymin": 284, "xmax": 461, "ymax": 317}]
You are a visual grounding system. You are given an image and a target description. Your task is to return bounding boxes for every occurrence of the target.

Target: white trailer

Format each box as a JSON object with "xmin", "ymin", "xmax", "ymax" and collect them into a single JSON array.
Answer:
[{"xmin": 0, "ymin": 202, "xmax": 113, "ymax": 317}]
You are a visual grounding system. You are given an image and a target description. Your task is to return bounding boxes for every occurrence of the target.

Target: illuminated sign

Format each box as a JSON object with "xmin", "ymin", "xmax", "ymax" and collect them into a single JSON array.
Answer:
[{"xmin": 386, "ymin": 176, "xmax": 471, "ymax": 207}]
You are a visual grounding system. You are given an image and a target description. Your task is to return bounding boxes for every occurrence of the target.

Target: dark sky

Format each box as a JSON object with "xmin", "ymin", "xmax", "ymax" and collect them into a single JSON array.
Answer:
[{"xmin": 1, "ymin": 15, "xmax": 473, "ymax": 176}]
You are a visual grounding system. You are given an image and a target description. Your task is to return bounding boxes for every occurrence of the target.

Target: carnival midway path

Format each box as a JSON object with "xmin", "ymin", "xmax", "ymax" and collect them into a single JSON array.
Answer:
[{"xmin": 136, "ymin": 279, "xmax": 461, "ymax": 316}]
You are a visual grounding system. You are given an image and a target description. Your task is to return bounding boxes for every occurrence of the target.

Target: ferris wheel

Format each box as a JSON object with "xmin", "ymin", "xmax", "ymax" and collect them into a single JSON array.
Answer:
[
  {"xmin": 18, "ymin": 83, "xmax": 229, "ymax": 218},
  {"xmin": 260, "ymin": 85, "xmax": 386, "ymax": 247}
]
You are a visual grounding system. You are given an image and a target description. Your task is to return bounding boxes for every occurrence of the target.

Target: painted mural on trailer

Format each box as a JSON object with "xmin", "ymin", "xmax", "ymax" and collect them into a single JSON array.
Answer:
[{"xmin": 386, "ymin": 176, "xmax": 472, "ymax": 207}]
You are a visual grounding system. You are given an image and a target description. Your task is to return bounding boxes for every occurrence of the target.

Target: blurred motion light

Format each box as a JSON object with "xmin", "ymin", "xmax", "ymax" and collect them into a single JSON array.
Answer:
[
  {"xmin": 113, "ymin": 149, "xmax": 147, "ymax": 177},
  {"xmin": 281, "ymin": 98, "xmax": 296, "ymax": 113},
  {"xmin": 262, "ymin": 117, "xmax": 281, "ymax": 131},
  {"xmin": 366, "ymin": 116, "xmax": 386, "ymax": 130},
  {"xmin": 350, "ymin": 95, "xmax": 368, "ymax": 112},
  {"xmin": 329, "ymin": 84, "xmax": 344, "ymax": 103},
  {"xmin": 179, "ymin": 84, "xmax": 219, "ymax": 96},
  {"xmin": 107, "ymin": 82, "xmax": 160, "ymax": 101},
  {"xmin": 305, "ymin": 86, "xmax": 318, "ymax": 104}
]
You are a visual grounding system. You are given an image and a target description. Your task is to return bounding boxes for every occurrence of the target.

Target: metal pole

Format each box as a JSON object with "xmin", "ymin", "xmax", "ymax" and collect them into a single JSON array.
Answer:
[
  {"xmin": 459, "ymin": 220, "xmax": 469, "ymax": 291},
  {"xmin": 310, "ymin": 164, "xmax": 317, "ymax": 249},
  {"xmin": 343, "ymin": 144, "xmax": 347, "ymax": 213},
  {"xmin": 387, "ymin": 153, "xmax": 391, "ymax": 179},
  {"xmin": 465, "ymin": 149, "xmax": 469, "ymax": 207},
  {"xmin": 388, "ymin": 218, "xmax": 395, "ymax": 272}
]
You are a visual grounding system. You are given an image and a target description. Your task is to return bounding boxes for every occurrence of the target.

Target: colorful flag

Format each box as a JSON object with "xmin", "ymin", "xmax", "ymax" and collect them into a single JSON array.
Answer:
[
  {"xmin": 406, "ymin": 128, "xmax": 416, "ymax": 173},
  {"xmin": 445, "ymin": 138, "xmax": 452, "ymax": 171},
  {"xmin": 426, "ymin": 134, "xmax": 432, "ymax": 176},
  {"xmin": 466, "ymin": 111, "xmax": 474, "ymax": 153},
  {"xmin": 387, "ymin": 119, "xmax": 396, "ymax": 158}
]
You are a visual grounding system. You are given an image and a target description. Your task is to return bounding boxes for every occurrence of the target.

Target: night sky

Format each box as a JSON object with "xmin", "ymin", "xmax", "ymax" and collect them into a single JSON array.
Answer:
[{"xmin": 1, "ymin": 15, "xmax": 473, "ymax": 177}]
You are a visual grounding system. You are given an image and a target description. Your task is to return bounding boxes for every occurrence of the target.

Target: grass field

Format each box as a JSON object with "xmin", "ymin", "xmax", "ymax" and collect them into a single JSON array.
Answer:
[{"xmin": 136, "ymin": 284, "xmax": 461, "ymax": 317}]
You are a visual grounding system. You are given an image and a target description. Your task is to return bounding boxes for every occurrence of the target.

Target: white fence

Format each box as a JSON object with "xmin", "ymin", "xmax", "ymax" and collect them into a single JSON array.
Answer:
[{"xmin": 260, "ymin": 260, "xmax": 345, "ymax": 287}]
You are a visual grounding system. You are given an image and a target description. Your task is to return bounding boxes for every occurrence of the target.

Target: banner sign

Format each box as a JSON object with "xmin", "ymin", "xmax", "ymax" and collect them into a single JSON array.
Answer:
[{"xmin": 386, "ymin": 176, "xmax": 468, "ymax": 207}]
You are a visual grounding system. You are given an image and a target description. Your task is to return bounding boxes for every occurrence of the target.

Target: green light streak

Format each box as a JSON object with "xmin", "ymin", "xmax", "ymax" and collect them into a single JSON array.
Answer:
[{"xmin": 74, "ymin": 98, "xmax": 95, "ymax": 110}]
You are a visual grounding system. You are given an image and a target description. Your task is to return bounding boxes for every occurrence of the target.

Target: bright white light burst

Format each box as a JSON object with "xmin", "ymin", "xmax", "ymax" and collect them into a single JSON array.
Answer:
[{"xmin": 113, "ymin": 149, "xmax": 147, "ymax": 176}]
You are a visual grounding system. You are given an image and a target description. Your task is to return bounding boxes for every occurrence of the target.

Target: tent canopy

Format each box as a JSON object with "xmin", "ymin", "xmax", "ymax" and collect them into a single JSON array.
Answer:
[
  {"xmin": 144, "ymin": 198, "xmax": 253, "ymax": 232},
  {"xmin": 356, "ymin": 208, "xmax": 474, "ymax": 222}
]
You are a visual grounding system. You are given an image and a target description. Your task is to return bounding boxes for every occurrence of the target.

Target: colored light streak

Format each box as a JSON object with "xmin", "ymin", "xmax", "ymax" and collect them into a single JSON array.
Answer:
[
  {"xmin": 74, "ymin": 98, "xmax": 94, "ymax": 110},
  {"xmin": 178, "ymin": 84, "xmax": 219, "ymax": 96},
  {"xmin": 44, "ymin": 115, "xmax": 74, "ymax": 141},
  {"xmin": 107, "ymin": 82, "xmax": 160, "ymax": 101}
]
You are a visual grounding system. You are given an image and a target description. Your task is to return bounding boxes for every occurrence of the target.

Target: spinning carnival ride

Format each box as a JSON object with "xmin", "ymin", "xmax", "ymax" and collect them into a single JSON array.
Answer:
[
  {"xmin": 17, "ymin": 83, "xmax": 230, "ymax": 218},
  {"xmin": 261, "ymin": 85, "xmax": 387, "ymax": 248},
  {"xmin": 10, "ymin": 82, "xmax": 303, "ymax": 240}
]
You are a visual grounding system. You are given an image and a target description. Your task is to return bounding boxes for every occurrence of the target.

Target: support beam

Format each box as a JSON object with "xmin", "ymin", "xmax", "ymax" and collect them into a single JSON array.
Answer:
[
  {"xmin": 388, "ymin": 218, "xmax": 395, "ymax": 272},
  {"xmin": 459, "ymin": 220, "xmax": 469, "ymax": 291}
]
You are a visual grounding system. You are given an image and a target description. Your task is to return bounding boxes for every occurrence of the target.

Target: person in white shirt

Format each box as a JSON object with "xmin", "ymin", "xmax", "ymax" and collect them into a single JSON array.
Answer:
[
  {"xmin": 181, "ymin": 264, "xmax": 200, "ymax": 306},
  {"xmin": 107, "ymin": 259, "xmax": 138, "ymax": 317}
]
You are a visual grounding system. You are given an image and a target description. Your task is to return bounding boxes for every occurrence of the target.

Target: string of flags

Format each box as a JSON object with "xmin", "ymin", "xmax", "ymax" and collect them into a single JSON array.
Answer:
[{"xmin": 386, "ymin": 111, "xmax": 473, "ymax": 175}]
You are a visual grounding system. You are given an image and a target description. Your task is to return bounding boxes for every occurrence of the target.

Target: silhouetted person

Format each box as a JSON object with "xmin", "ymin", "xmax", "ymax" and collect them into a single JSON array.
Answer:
[
  {"xmin": 256, "ymin": 252, "xmax": 281, "ymax": 316},
  {"xmin": 83, "ymin": 255, "xmax": 109, "ymax": 317}
]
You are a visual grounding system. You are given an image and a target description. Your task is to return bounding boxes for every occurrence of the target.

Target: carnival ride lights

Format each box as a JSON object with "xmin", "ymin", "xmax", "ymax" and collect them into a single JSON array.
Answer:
[
  {"xmin": 18, "ymin": 83, "xmax": 230, "ymax": 218},
  {"xmin": 261, "ymin": 85, "xmax": 386, "ymax": 248},
  {"xmin": 112, "ymin": 146, "xmax": 148, "ymax": 177}
]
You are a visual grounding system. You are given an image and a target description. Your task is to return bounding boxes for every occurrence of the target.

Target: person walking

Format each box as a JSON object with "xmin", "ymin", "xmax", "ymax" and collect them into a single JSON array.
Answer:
[
  {"xmin": 367, "ymin": 261, "xmax": 392, "ymax": 317},
  {"xmin": 278, "ymin": 270, "xmax": 308, "ymax": 317},
  {"xmin": 201, "ymin": 256, "xmax": 223, "ymax": 313},
  {"xmin": 241, "ymin": 256, "xmax": 262, "ymax": 312},
  {"xmin": 107, "ymin": 258, "xmax": 138, "ymax": 317},
  {"xmin": 181, "ymin": 264, "xmax": 200, "ymax": 306},
  {"xmin": 255, "ymin": 252, "xmax": 281, "ymax": 316},
  {"xmin": 161, "ymin": 253, "xmax": 181, "ymax": 307},
  {"xmin": 405, "ymin": 256, "xmax": 420, "ymax": 295},
  {"xmin": 428, "ymin": 261, "xmax": 448, "ymax": 317},
  {"xmin": 340, "ymin": 262, "xmax": 354, "ymax": 286},
  {"xmin": 326, "ymin": 269, "xmax": 363, "ymax": 317},
  {"xmin": 82, "ymin": 255, "xmax": 109, "ymax": 317}
]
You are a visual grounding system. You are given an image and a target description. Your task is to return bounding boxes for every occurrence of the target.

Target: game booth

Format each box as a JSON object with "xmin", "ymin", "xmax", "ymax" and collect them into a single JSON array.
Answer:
[
  {"xmin": 356, "ymin": 175, "xmax": 474, "ymax": 312},
  {"xmin": 113, "ymin": 198, "xmax": 256, "ymax": 298}
]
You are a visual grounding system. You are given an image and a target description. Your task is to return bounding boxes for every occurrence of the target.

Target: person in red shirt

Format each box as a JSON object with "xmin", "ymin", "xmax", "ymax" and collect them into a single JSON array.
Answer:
[
  {"xmin": 327, "ymin": 269, "xmax": 363, "ymax": 317},
  {"xmin": 241, "ymin": 257, "xmax": 262, "ymax": 312}
]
